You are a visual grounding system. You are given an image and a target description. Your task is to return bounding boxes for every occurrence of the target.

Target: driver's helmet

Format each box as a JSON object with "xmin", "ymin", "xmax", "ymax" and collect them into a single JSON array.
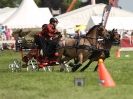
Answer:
[{"xmin": 50, "ymin": 17, "xmax": 58, "ymax": 24}]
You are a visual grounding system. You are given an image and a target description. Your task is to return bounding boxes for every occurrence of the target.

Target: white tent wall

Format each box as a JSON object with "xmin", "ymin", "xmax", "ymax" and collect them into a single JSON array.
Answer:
[
  {"xmin": 56, "ymin": 3, "xmax": 133, "ymax": 30},
  {"xmin": 2, "ymin": 0, "xmax": 52, "ymax": 29},
  {"xmin": 87, "ymin": 16, "xmax": 133, "ymax": 30},
  {"xmin": 56, "ymin": 4, "xmax": 101, "ymax": 29},
  {"xmin": 86, "ymin": 6, "xmax": 133, "ymax": 30}
]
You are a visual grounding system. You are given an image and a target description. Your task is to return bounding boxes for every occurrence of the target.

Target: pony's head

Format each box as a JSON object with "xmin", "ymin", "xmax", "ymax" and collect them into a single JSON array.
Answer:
[
  {"xmin": 96, "ymin": 24, "xmax": 110, "ymax": 40},
  {"xmin": 86, "ymin": 24, "xmax": 110, "ymax": 40},
  {"xmin": 108, "ymin": 29, "xmax": 121, "ymax": 44}
]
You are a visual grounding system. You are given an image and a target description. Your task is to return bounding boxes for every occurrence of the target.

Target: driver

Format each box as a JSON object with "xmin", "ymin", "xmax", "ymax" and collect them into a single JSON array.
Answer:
[{"xmin": 38, "ymin": 17, "xmax": 60, "ymax": 57}]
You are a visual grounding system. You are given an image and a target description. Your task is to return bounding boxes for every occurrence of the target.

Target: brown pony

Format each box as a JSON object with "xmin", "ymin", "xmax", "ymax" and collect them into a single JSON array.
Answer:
[
  {"xmin": 57, "ymin": 24, "xmax": 110, "ymax": 72},
  {"xmin": 79, "ymin": 29, "xmax": 121, "ymax": 72}
]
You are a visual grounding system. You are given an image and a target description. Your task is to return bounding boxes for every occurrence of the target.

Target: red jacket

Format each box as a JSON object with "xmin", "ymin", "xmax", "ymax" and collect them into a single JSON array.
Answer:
[{"xmin": 42, "ymin": 24, "xmax": 58, "ymax": 39}]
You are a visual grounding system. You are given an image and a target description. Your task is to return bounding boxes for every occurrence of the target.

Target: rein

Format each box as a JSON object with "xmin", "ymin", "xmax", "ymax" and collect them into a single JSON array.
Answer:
[{"xmin": 57, "ymin": 25, "xmax": 107, "ymax": 52}]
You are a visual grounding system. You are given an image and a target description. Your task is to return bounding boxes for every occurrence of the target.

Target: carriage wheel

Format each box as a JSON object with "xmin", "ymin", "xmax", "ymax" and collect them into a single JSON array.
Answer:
[
  {"xmin": 47, "ymin": 66, "xmax": 52, "ymax": 72},
  {"xmin": 65, "ymin": 64, "xmax": 71, "ymax": 72},
  {"xmin": 27, "ymin": 58, "xmax": 38, "ymax": 71},
  {"xmin": 42, "ymin": 66, "xmax": 52, "ymax": 72},
  {"xmin": 9, "ymin": 59, "xmax": 22, "ymax": 72},
  {"xmin": 60, "ymin": 61, "xmax": 71, "ymax": 72}
]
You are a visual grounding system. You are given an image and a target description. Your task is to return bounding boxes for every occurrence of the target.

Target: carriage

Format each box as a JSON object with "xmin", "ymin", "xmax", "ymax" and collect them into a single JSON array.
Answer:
[
  {"xmin": 8, "ymin": 36, "xmax": 60, "ymax": 72},
  {"xmin": 8, "ymin": 24, "xmax": 120, "ymax": 72},
  {"xmin": 20, "ymin": 40, "xmax": 60, "ymax": 71}
]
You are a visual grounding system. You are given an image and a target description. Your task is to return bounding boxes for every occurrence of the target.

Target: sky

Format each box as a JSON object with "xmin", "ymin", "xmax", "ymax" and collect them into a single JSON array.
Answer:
[{"xmin": 118, "ymin": 0, "xmax": 133, "ymax": 12}]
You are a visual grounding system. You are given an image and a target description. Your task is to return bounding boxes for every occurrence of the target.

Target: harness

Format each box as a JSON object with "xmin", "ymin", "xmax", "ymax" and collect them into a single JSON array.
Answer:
[
  {"xmin": 56, "ymin": 25, "xmax": 109, "ymax": 59},
  {"xmin": 57, "ymin": 35, "xmax": 105, "ymax": 51}
]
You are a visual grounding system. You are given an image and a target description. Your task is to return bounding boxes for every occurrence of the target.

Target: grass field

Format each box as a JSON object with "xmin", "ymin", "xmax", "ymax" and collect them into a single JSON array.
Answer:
[{"xmin": 0, "ymin": 46, "xmax": 133, "ymax": 99}]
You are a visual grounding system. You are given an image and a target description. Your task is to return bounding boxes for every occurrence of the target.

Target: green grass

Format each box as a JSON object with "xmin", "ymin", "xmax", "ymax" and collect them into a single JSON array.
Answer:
[{"xmin": 0, "ymin": 46, "xmax": 133, "ymax": 99}]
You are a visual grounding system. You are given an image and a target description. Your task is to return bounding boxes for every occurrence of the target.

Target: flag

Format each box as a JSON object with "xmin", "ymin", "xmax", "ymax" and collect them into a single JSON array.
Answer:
[{"xmin": 101, "ymin": 5, "xmax": 112, "ymax": 27}]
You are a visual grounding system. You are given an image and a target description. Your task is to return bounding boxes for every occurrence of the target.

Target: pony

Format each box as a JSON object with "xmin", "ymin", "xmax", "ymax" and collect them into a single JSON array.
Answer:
[
  {"xmin": 79, "ymin": 29, "xmax": 121, "ymax": 72},
  {"xmin": 57, "ymin": 24, "xmax": 110, "ymax": 72}
]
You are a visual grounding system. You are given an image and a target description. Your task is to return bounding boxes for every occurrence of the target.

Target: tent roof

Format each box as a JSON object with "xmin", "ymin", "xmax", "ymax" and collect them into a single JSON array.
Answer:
[
  {"xmin": 87, "ymin": 16, "xmax": 133, "ymax": 30},
  {"xmin": 0, "ymin": 7, "xmax": 17, "ymax": 24},
  {"xmin": 0, "ymin": 8, "xmax": 52, "ymax": 26},
  {"xmin": 56, "ymin": 3, "xmax": 133, "ymax": 29},
  {"xmin": 0, "ymin": 7, "xmax": 16, "ymax": 14},
  {"xmin": 2, "ymin": 0, "xmax": 52, "ymax": 29}
]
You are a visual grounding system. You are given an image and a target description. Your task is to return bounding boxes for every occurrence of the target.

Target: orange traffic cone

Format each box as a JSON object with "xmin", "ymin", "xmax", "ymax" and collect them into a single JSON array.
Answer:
[
  {"xmin": 98, "ymin": 59, "xmax": 116, "ymax": 87},
  {"xmin": 115, "ymin": 49, "xmax": 120, "ymax": 58}
]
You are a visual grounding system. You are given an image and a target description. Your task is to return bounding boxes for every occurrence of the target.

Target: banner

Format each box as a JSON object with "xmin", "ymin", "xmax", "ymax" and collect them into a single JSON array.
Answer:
[{"xmin": 101, "ymin": 5, "xmax": 112, "ymax": 27}]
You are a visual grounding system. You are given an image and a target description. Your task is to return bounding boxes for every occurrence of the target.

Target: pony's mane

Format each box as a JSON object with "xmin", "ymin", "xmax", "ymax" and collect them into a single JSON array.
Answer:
[{"xmin": 86, "ymin": 25, "xmax": 99, "ymax": 36}]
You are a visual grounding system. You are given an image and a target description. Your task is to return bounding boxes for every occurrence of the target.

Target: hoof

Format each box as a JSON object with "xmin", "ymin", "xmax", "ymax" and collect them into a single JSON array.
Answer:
[
  {"xmin": 71, "ymin": 64, "xmax": 82, "ymax": 72},
  {"xmin": 71, "ymin": 67, "xmax": 77, "ymax": 72},
  {"xmin": 94, "ymin": 66, "xmax": 98, "ymax": 72},
  {"xmin": 60, "ymin": 68, "xmax": 64, "ymax": 72},
  {"xmin": 69, "ymin": 62, "xmax": 74, "ymax": 67},
  {"xmin": 93, "ymin": 69, "xmax": 97, "ymax": 72},
  {"xmin": 80, "ymin": 69, "xmax": 84, "ymax": 72}
]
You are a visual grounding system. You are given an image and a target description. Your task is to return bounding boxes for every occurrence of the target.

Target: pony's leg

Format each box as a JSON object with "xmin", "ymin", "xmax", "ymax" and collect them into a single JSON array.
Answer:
[
  {"xmin": 94, "ymin": 64, "xmax": 98, "ymax": 72},
  {"xmin": 60, "ymin": 63, "xmax": 66, "ymax": 72},
  {"xmin": 74, "ymin": 58, "xmax": 79, "ymax": 64},
  {"xmin": 68, "ymin": 58, "xmax": 78, "ymax": 67},
  {"xmin": 94, "ymin": 58, "xmax": 105, "ymax": 72},
  {"xmin": 58, "ymin": 57, "xmax": 66, "ymax": 72},
  {"xmin": 71, "ymin": 53, "xmax": 83, "ymax": 72},
  {"xmin": 71, "ymin": 63, "xmax": 82, "ymax": 72},
  {"xmin": 80, "ymin": 60, "xmax": 93, "ymax": 72},
  {"xmin": 59, "ymin": 56, "xmax": 70, "ymax": 72}
]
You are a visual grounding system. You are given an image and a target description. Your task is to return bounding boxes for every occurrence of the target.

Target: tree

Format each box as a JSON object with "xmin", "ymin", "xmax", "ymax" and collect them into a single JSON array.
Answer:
[
  {"xmin": 97, "ymin": 0, "xmax": 108, "ymax": 4},
  {"xmin": 0, "ymin": 0, "xmax": 41, "ymax": 8},
  {"xmin": 0, "ymin": 0, "xmax": 19, "ymax": 8}
]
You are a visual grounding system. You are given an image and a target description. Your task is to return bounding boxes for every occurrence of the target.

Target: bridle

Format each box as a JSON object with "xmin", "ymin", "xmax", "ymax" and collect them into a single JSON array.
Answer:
[{"xmin": 84, "ymin": 26, "xmax": 107, "ymax": 50}]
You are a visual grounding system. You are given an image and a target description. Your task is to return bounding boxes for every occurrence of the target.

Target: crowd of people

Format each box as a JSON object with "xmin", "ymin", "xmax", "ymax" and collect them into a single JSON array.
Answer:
[
  {"xmin": 0, "ymin": 25, "xmax": 14, "ymax": 50},
  {"xmin": 0, "ymin": 25, "xmax": 13, "ymax": 40}
]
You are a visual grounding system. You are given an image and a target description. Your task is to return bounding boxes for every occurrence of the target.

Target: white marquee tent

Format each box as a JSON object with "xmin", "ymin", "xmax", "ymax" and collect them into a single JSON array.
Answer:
[
  {"xmin": 2, "ymin": 0, "xmax": 52, "ymax": 29},
  {"xmin": 0, "ymin": 7, "xmax": 52, "ymax": 26},
  {"xmin": 56, "ymin": 3, "xmax": 133, "ymax": 30}
]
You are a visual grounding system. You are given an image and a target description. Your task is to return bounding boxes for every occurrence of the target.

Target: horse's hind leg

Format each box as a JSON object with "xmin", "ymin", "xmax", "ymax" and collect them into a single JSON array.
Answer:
[{"xmin": 80, "ymin": 60, "xmax": 93, "ymax": 72}]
